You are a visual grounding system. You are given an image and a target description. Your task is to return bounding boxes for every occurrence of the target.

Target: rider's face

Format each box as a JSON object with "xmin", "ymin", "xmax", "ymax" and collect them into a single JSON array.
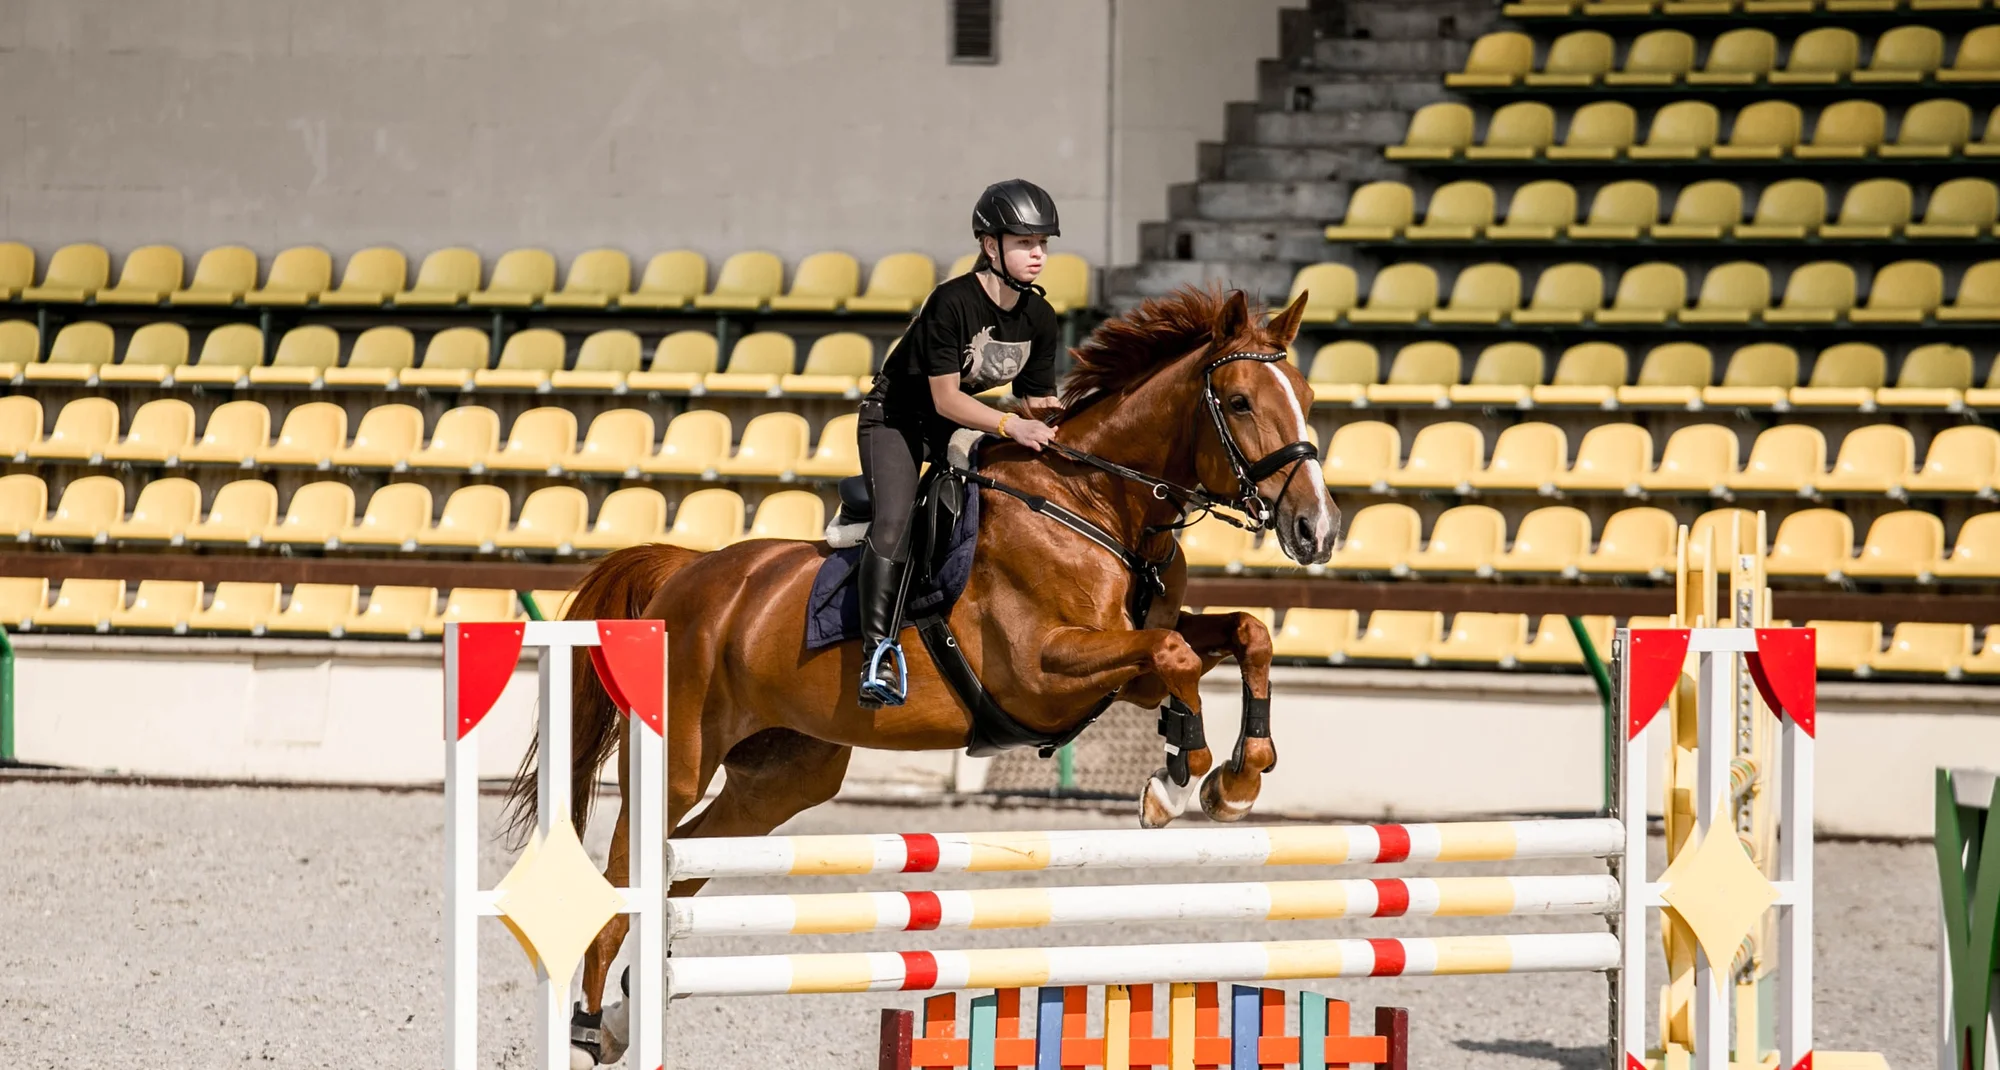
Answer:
[{"xmin": 985, "ymin": 234, "xmax": 1048, "ymax": 280}]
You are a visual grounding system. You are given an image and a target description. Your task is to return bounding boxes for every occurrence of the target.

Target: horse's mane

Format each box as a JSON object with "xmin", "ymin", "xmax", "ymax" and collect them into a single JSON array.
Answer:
[{"xmin": 1060, "ymin": 286, "xmax": 1273, "ymax": 408}]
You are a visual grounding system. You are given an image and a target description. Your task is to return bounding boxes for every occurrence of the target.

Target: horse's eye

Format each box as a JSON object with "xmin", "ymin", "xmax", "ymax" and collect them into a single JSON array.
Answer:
[{"xmin": 1228, "ymin": 395, "xmax": 1253, "ymax": 414}]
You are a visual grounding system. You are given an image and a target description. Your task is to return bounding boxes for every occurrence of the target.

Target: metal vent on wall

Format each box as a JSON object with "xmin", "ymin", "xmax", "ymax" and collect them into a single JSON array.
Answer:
[{"xmin": 951, "ymin": 0, "xmax": 998, "ymax": 64}]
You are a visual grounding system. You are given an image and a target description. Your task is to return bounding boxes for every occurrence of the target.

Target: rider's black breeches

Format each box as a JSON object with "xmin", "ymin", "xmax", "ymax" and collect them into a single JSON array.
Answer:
[{"xmin": 857, "ymin": 399, "xmax": 943, "ymax": 562}]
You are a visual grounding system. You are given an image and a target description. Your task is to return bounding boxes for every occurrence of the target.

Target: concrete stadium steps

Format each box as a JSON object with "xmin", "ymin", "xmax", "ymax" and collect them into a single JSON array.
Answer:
[{"xmin": 1138, "ymin": 219, "xmax": 1338, "ymax": 265}]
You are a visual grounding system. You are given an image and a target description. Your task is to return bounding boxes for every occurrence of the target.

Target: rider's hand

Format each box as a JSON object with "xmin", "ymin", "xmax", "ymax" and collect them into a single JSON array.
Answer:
[{"xmin": 1008, "ymin": 416, "xmax": 1058, "ymax": 451}]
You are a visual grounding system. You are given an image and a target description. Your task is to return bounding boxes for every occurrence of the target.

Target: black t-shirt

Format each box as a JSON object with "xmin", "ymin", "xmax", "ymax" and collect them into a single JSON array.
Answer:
[{"xmin": 870, "ymin": 272, "xmax": 1060, "ymax": 428}]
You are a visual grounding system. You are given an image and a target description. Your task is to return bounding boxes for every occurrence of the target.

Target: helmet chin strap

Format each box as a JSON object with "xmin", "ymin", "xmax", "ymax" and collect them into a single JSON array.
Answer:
[{"xmin": 978, "ymin": 237, "xmax": 1045, "ymax": 297}]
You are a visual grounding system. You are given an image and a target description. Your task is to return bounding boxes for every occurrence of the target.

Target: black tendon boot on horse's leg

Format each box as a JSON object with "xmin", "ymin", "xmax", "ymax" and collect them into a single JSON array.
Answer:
[{"xmin": 857, "ymin": 537, "xmax": 913, "ymax": 708}]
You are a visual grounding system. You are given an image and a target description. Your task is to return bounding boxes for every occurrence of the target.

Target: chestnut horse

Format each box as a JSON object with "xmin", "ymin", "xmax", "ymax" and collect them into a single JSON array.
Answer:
[{"xmin": 509, "ymin": 287, "xmax": 1338, "ymax": 1062}]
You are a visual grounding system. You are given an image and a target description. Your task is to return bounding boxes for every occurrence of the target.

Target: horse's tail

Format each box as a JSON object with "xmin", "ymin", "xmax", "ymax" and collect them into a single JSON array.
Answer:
[{"xmin": 500, "ymin": 543, "xmax": 699, "ymax": 850}]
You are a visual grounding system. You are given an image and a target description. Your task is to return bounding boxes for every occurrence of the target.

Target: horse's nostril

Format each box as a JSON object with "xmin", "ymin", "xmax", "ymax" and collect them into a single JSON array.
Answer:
[{"xmin": 1295, "ymin": 516, "xmax": 1315, "ymax": 546}]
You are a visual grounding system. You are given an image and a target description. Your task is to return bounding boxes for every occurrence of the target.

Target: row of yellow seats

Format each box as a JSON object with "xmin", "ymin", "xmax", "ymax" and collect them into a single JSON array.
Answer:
[
  {"xmin": 1507, "ymin": 0, "xmax": 1998, "ymax": 20},
  {"xmin": 0, "ymin": 397, "xmax": 861, "ymax": 481},
  {"xmin": 0, "ymin": 243, "xmax": 1095, "ymax": 316},
  {"xmin": 0, "ymin": 322, "xmax": 884, "ymax": 396},
  {"xmin": 1453, "ymin": 26, "xmax": 2000, "ymax": 87},
  {"xmin": 1195, "ymin": 500, "xmax": 2000, "ymax": 581},
  {"xmin": 1326, "ymin": 176, "xmax": 1998, "ymax": 242},
  {"xmin": 1812, "ymin": 618, "xmax": 2000, "ymax": 676},
  {"xmin": 1390, "ymin": 98, "xmax": 2000, "ymax": 161},
  {"xmin": 1289, "ymin": 258, "xmax": 2000, "ymax": 327},
  {"xmin": 0, "ymin": 475, "xmax": 824, "ymax": 555},
  {"xmin": 1300, "ymin": 336, "xmax": 1995, "ymax": 410},
  {"xmin": 0, "ymin": 578, "xmax": 573, "ymax": 639},
  {"xmin": 1309, "ymin": 418, "xmax": 2000, "ymax": 497}
]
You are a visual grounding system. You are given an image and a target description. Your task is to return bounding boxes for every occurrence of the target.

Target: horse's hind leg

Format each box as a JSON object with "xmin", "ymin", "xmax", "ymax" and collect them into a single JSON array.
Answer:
[{"xmin": 1173, "ymin": 610, "xmax": 1278, "ymax": 823}]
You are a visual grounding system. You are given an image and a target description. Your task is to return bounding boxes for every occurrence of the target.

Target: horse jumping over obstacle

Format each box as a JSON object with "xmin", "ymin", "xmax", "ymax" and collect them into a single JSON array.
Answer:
[{"xmin": 500, "ymin": 288, "xmax": 1340, "ymax": 1050}]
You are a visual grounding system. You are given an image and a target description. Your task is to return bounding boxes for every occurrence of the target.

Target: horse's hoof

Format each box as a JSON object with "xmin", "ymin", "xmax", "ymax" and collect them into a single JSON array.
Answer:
[
  {"xmin": 1140, "ymin": 768, "xmax": 1193, "ymax": 829},
  {"xmin": 1199, "ymin": 770, "xmax": 1255, "ymax": 823},
  {"xmin": 569, "ymin": 1046, "xmax": 597, "ymax": 1070}
]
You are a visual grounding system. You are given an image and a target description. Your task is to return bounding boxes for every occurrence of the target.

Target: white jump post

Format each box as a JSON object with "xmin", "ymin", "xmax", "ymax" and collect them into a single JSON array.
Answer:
[{"xmin": 443, "ymin": 620, "xmax": 669, "ymax": 1070}]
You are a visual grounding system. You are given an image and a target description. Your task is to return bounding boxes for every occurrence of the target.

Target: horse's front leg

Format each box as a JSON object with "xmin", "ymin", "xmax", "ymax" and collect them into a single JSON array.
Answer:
[
  {"xmin": 1039, "ymin": 624, "xmax": 1215, "ymax": 828},
  {"xmin": 1173, "ymin": 610, "xmax": 1277, "ymax": 822}
]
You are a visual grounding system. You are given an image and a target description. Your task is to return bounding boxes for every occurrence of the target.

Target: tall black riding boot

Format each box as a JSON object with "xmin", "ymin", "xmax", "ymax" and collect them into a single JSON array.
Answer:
[{"xmin": 857, "ymin": 541, "xmax": 913, "ymax": 708}]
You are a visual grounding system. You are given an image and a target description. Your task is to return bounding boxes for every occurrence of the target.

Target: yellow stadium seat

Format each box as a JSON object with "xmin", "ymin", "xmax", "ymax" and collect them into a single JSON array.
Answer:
[
  {"xmin": 0, "ymin": 242, "xmax": 32, "ymax": 300},
  {"xmin": 1817, "ymin": 423, "xmax": 1914, "ymax": 493},
  {"xmin": 847, "ymin": 253, "xmax": 937, "ymax": 314},
  {"xmin": 1386, "ymin": 102, "xmax": 1475, "ymax": 160},
  {"xmin": 1683, "ymin": 261, "xmax": 1771, "ymax": 324},
  {"xmin": 1878, "ymin": 342, "xmax": 1973, "ymax": 408},
  {"xmin": 343, "ymin": 586, "xmax": 438, "ymax": 639},
  {"xmin": 550, "ymin": 329, "xmax": 642, "ymax": 392},
  {"xmin": 715, "ymin": 411, "xmax": 811, "ymax": 477},
  {"xmin": 1349, "ymin": 263, "xmax": 1438, "ymax": 324},
  {"xmin": 1807, "ymin": 620, "xmax": 1880, "ymax": 673},
  {"xmin": 1729, "ymin": 424, "xmax": 1827, "ymax": 495},
  {"xmin": 1306, "ymin": 340, "xmax": 1376, "ymax": 404},
  {"xmin": 485, "ymin": 407, "xmax": 577, "ymax": 474},
  {"xmin": 1271, "ymin": 608, "xmax": 1359, "ymax": 661},
  {"xmin": 1704, "ymin": 344, "xmax": 1798, "ymax": 408},
  {"xmin": 1388, "ymin": 421, "xmax": 1483, "ymax": 491},
  {"xmin": 414, "ymin": 484, "xmax": 512, "ymax": 551},
  {"xmin": 1569, "ymin": 180, "xmax": 1658, "ymax": 239},
  {"xmin": 1407, "ymin": 181, "xmax": 1496, "ymax": 241},
  {"xmin": 1611, "ymin": 29, "xmax": 1697, "ymax": 84},
  {"xmin": 1368, "ymin": 341, "xmax": 1462, "ymax": 403},
  {"xmin": 251, "ymin": 401, "xmax": 345, "ymax": 468},
  {"xmin": 101, "ymin": 399, "xmax": 195, "ymax": 465},
  {"xmin": 1908, "ymin": 178, "xmax": 1998, "ymax": 239},
  {"xmin": 426, "ymin": 589, "xmax": 524, "ymax": 636},
  {"xmin": 1408, "ymin": 504, "xmax": 1507, "ymax": 575},
  {"xmin": 1532, "ymin": 31, "xmax": 1617, "ymax": 85},
  {"xmin": 393, "ymin": 247, "xmax": 482, "ymax": 307},
  {"xmin": 1970, "ymin": 627, "xmax": 2000, "ymax": 677},
  {"xmin": 1533, "ymin": 342, "xmax": 1628, "ymax": 407},
  {"xmin": 247, "ymin": 325, "xmax": 338, "ymax": 387},
  {"xmin": 1640, "ymin": 423, "xmax": 1738, "ymax": 493},
  {"xmin": 1789, "ymin": 342, "xmax": 1886, "ymax": 409},
  {"xmin": 693, "ymin": 250, "xmax": 784, "ymax": 311},
  {"xmin": 1486, "ymin": 180, "xmax": 1577, "ymax": 240},
  {"xmin": 1517, "ymin": 614, "xmax": 1615, "ymax": 666},
  {"xmin": 1547, "ymin": 101, "xmax": 1635, "ymax": 160},
  {"xmin": 185, "ymin": 581, "xmax": 281, "ymax": 634},
  {"xmin": 1653, "ymin": 180, "xmax": 1741, "ymax": 240},
  {"xmin": 1289, "ymin": 264, "xmax": 1359, "ymax": 323},
  {"xmin": 1346, "ymin": 610, "xmax": 1444, "ymax": 664},
  {"xmin": 409, "ymin": 406, "xmax": 500, "ymax": 472},
  {"xmin": 1432, "ymin": 612, "xmax": 1529, "ymax": 665},
  {"xmin": 32, "ymin": 475, "xmax": 124, "ymax": 542},
  {"xmin": 1473, "ymin": 420, "xmax": 1567, "ymax": 492},
  {"xmin": 22, "ymin": 243, "xmax": 110, "ymax": 302},
  {"xmin": 1321, "ymin": 420, "xmax": 1397, "ymax": 491},
  {"xmin": 266, "ymin": 584, "xmax": 361, "ymax": 637},
  {"xmin": 30, "ymin": 578, "xmax": 126, "ymax": 631},
  {"xmin": 1736, "ymin": 179, "xmax": 1826, "ymax": 240},
  {"xmin": 1035, "ymin": 254, "xmax": 1091, "ymax": 314},
  {"xmin": 1939, "ymin": 261, "xmax": 2000, "ymax": 322},
  {"xmin": 1712, "ymin": 100, "xmax": 1804, "ymax": 159},
  {"xmin": 539, "ymin": 249, "xmax": 632, "ymax": 310},
  {"xmin": 1449, "ymin": 32, "xmax": 1536, "ymax": 86},
  {"xmin": 1905, "ymin": 425, "xmax": 2000, "ymax": 494},
  {"xmin": 743, "ymin": 490, "xmax": 827, "ymax": 542},
  {"xmin": 1688, "ymin": 28, "xmax": 1777, "ymax": 84},
  {"xmin": 784, "ymin": 332, "xmax": 872, "ymax": 395},
  {"xmin": 186, "ymin": 479, "xmax": 279, "ymax": 547},
  {"xmin": 0, "ymin": 395, "xmax": 40, "ymax": 461},
  {"xmin": 794, "ymin": 413, "xmax": 862, "ymax": 479},
  {"xmin": 1496, "ymin": 506, "xmax": 1592, "ymax": 576},
  {"xmin": 104, "ymin": 477, "xmax": 199, "ymax": 543},
  {"xmin": 618, "ymin": 250, "xmax": 707, "ymax": 310},
  {"xmin": 168, "ymin": 245, "xmax": 257, "ymax": 306},
  {"xmin": 1595, "ymin": 262, "xmax": 1686, "ymax": 327},
  {"xmin": 1937, "ymin": 513, "xmax": 2000, "ymax": 580},
  {"xmin": 25, "ymin": 320, "xmax": 114, "ymax": 383},
  {"xmin": 1450, "ymin": 342, "xmax": 1543, "ymax": 406},
  {"xmin": 1770, "ymin": 28, "xmax": 1861, "ymax": 85},
  {"xmin": 1822, "ymin": 179, "xmax": 1912, "ymax": 239},
  {"xmin": 471, "ymin": 328, "xmax": 565, "ymax": 391},
  {"xmin": 1766, "ymin": 261, "xmax": 1856, "ymax": 323},
  {"xmin": 0, "ymin": 319, "xmax": 37, "ymax": 380},
  {"xmin": 642, "ymin": 409, "xmax": 733, "ymax": 477},
  {"xmin": 1428, "ymin": 264, "xmax": 1523, "ymax": 326},
  {"xmin": 336, "ymin": 483, "xmax": 433, "ymax": 551},
  {"xmin": 1871, "ymin": 622, "xmax": 1972, "ymax": 675},
  {"xmin": 1797, "ymin": 99, "xmax": 1886, "ymax": 158},
  {"xmin": 0, "ymin": 472, "xmax": 44, "ymax": 539},
  {"xmin": 1325, "ymin": 182, "xmax": 1416, "ymax": 241},
  {"xmin": 1881, "ymin": 99, "xmax": 1972, "ymax": 158},
  {"xmin": 245, "ymin": 246, "xmax": 331, "ymax": 307},
  {"xmin": 664, "ymin": 487, "xmax": 746, "ymax": 551},
  {"xmin": 627, "ymin": 330, "xmax": 720, "ymax": 393},
  {"xmin": 1846, "ymin": 510, "xmax": 1946, "ymax": 579},
  {"xmin": 1766, "ymin": 509, "xmax": 1852, "ymax": 579},
  {"xmin": 1851, "ymin": 259, "xmax": 1944, "ymax": 324},
  {"xmin": 468, "ymin": 248, "xmax": 555, "ymax": 308},
  {"xmin": 1852, "ymin": 25, "xmax": 1943, "ymax": 82},
  {"xmin": 1629, "ymin": 100, "xmax": 1722, "ymax": 160},
  {"xmin": 315, "ymin": 247, "xmax": 407, "ymax": 307},
  {"xmin": 263, "ymin": 481, "xmax": 356, "ymax": 548},
  {"xmin": 947, "ymin": 253, "xmax": 979, "ymax": 279},
  {"xmin": 98, "ymin": 322, "xmax": 190, "ymax": 384},
  {"xmin": 329, "ymin": 404, "xmax": 423, "ymax": 470},
  {"xmin": 1618, "ymin": 342, "xmax": 1711, "ymax": 406},
  {"xmin": 27, "ymin": 397, "xmax": 119, "ymax": 462},
  {"xmin": 93, "ymin": 245, "xmax": 183, "ymax": 305},
  {"xmin": 1328, "ymin": 502, "xmax": 1420, "ymax": 573},
  {"xmin": 564, "ymin": 408, "xmax": 656, "ymax": 476},
  {"xmin": 1579, "ymin": 507, "xmax": 1677, "ymax": 577},
  {"xmin": 107, "ymin": 580, "xmax": 203, "ymax": 632},
  {"xmin": 398, "ymin": 327, "xmax": 491, "ymax": 390},
  {"xmin": 524, "ymin": 589, "xmax": 576, "ymax": 620},
  {"xmin": 171, "ymin": 323, "xmax": 265, "ymax": 387},
  {"xmin": 0, "ymin": 577, "xmax": 47, "ymax": 626},
  {"xmin": 1975, "ymin": 354, "xmax": 2000, "ymax": 410},
  {"xmin": 1939, "ymin": 25, "xmax": 2000, "ymax": 82},
  {"xmin": 322, "ymin": 325, "xmax": 416, "ymax": 388},
  {"xmin": 1514, "ymin": 262, "xmax": 1603, "ymax": 324},
  {"xmin": 768, "ymin": 251, "xmax": 860, "ymax": 312},
  {"xmin": 572, "ymin": 486, "xmax": 670, "ymax": 552}
]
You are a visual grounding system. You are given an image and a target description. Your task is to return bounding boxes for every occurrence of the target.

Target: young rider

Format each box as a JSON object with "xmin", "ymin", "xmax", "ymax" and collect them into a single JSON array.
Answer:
[{"xmin": 854, "ymin": 178, "xmax": 1066, "ymax": 707}]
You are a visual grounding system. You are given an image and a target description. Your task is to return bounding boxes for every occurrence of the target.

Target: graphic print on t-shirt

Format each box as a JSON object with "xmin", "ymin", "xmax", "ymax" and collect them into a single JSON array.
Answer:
[{"xmin": 960, "ymin": 326, "xmax": 1032, "ymax": 393}]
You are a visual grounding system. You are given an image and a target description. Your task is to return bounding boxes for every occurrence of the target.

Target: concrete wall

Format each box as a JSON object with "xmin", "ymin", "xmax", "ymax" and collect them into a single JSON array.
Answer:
[{"xmin": 1, "ymin": 0, "xmax": 1284, "ymax": 273}]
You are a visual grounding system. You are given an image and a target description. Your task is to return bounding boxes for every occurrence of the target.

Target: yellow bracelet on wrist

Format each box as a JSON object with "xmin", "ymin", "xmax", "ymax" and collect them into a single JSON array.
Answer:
[{"xmin": 997, "ymin": 413, "xmax": 1012, "ymax": 438}]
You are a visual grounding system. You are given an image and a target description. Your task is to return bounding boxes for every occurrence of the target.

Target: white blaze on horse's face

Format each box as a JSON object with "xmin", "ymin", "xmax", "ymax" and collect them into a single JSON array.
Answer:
[{"xmin": 1209, "ymin": 357, "xmax": 1340, "ymax": 566}]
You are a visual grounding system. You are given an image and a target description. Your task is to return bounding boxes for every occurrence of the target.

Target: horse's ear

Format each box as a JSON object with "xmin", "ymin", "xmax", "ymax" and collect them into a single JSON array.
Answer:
[
  {"xmin": 1212, "ymin": 289, "xmax": 1252, "ymax": 343},
  {"xmin": 1267, "ymin": 291, "xmax": 1308, "ymax": 348}
]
